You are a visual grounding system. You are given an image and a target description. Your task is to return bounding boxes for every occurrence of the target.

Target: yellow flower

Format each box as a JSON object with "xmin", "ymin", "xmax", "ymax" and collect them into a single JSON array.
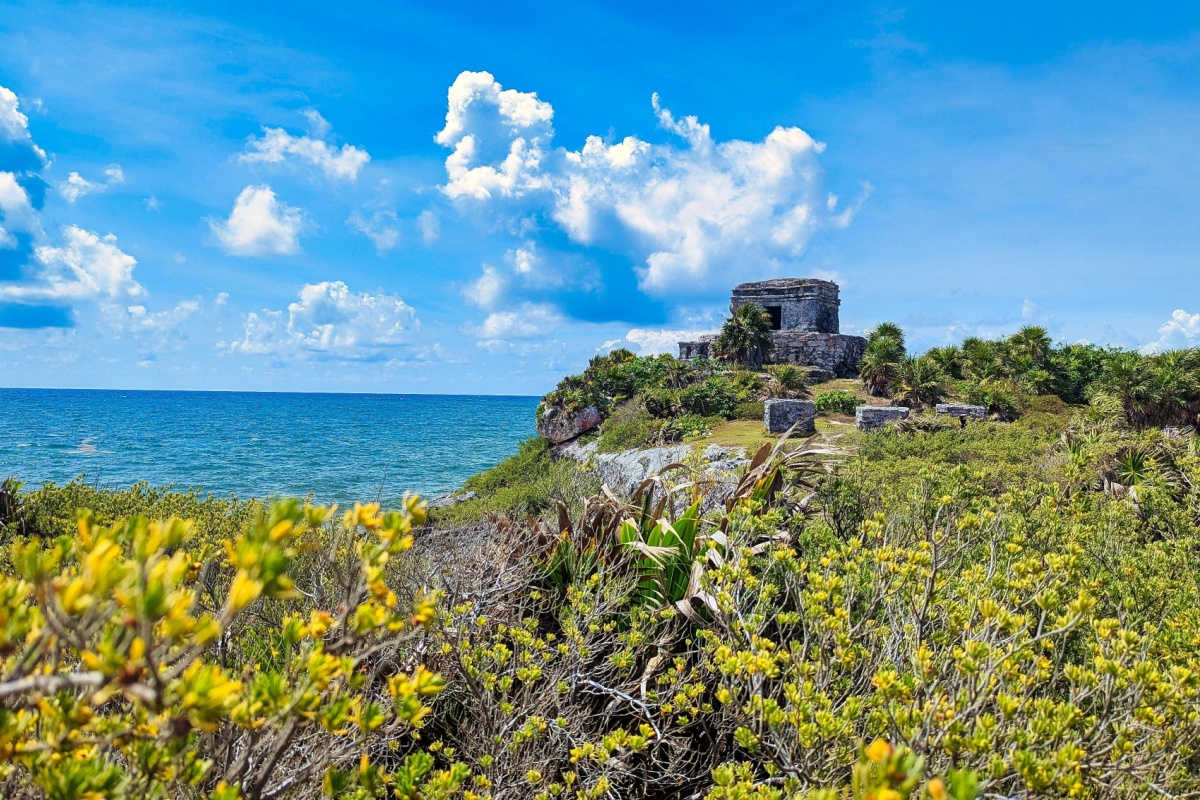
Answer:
[
  {"xmin": 228, "ymin": 570, "xmax": 263, "ymax": 612},
  {"xmin": 865, "ymin": 738, "xmax": 892, "ymax": 762},
  {"xmin": 927, "ymin": 778, "xmax": 946, "ymax": 799}
]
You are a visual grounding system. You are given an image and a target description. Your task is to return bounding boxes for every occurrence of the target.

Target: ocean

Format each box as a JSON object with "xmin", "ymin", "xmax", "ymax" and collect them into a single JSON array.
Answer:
[{"xmin": 0, "ymin": 389, "xmax": 540, "ymax": 506}]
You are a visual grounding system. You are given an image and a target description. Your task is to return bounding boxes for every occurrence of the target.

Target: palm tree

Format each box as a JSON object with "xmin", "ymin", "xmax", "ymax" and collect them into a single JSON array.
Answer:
[
  {"xmin": 1006, "ymin": 326, "xmax": 1052, "ymax": 366},
  {"xmin": 714, "ymin": 303, "xmax": 774, "ymax": 368},
  {"xmin": 766, "ymin": 364, "xmax": 810, "ymax": 399},
  {"xmin": 960, "ymin": 337, "xmax": 1003, "ymax": 381},
  {"xmin": 859, "ymin": 336, "xmax": 903, "ymax": 397},
  {"xmin": 1097, "ymin": 351, "xmax": 1152, "ymax": 426},
  {"xmin": 925, "ymin": 346, "xmax": 963, "ymax": 379},
  {"xmin": 892, "ymin": 357, "xmax": 947, "ymax": 408},
  {"xmin": 869, "ymin": 322, "xmax": 906, "ymax": 349}
]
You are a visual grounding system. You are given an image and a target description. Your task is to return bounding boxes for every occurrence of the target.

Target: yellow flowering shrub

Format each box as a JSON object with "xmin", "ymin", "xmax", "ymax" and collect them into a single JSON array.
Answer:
[{"xmin": 0, "ymin": 496, "xmax": 468, "ymax": 800}]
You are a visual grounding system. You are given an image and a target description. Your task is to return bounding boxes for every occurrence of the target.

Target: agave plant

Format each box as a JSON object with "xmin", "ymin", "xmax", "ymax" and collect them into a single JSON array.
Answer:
[{"xmin": 617, "ymin": 499, "xmax": 703, "ymax": 611}]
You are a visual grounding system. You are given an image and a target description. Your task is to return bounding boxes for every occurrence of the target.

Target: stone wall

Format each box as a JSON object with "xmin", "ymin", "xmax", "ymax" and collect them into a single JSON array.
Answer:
[
  {"xmin": 730, "ymin": 278, "xmax": 840, "ymax": 333},
  {"xmin": 677, "ymin": 335, "xmax": 716, "ymax": 361},
  {"xmin": 768, "ymin": 331, "xmax": 866, "ymax": 377}
]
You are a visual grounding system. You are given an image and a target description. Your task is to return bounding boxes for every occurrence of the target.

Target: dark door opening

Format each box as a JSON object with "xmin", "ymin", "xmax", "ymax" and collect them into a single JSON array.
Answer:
[{"xmin": 764, "ymin": 305, "xmax": 783, "ymax": 330}]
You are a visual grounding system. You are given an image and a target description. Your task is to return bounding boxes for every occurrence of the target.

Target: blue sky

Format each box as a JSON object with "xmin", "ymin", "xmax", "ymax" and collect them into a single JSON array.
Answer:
[{"xmin": 1, "ymin": 0, "xmax": 1198, "ymax": 394}]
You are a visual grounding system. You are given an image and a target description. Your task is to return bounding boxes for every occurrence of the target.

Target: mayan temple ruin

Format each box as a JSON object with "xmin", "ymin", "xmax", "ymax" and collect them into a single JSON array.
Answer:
[{"xmin": 678, "ymin": 278, "xmax": 867, "ymax": 377}]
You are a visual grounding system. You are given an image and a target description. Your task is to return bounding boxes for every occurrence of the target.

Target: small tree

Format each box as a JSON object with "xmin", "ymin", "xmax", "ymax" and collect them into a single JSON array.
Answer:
[{"xmin": 714, "ymin": 303, "xmax": 774, "ymax": 368}]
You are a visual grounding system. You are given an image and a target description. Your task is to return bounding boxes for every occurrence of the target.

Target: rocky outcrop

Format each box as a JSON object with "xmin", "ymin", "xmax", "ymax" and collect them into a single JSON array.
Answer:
[
  {"xmin": 935, "ymin": 403, "xmax": 986, "ymax": 419},
  {"xmin": 536, "ymin": 404, "xmax": 603, "ymax": 444},
  {"xmin": 855, "ymin": 405, "xmax": 910, "ymax": 431},
  {"xmin": 764, "ymin": 399, "xmax": 816, "ymax": 434},
  {"xmin": 557, "ymin": 439, "xmax": 748, "ymax": 500}
]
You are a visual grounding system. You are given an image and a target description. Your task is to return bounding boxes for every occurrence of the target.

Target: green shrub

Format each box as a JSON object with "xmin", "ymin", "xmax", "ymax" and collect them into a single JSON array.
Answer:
[
  {"xmin": 659, "ymin": 413, "xmax": 718, "ymax": 442},
  {"xmin": 679, "ymin": 377, "xmax": 740, "ymax": 418},
  {"xmin": 734, "ymin": 400, "xmax": 764, "ymax": 420},
  {"xmin": 597, "ymin": 402, "xmax": 657, "ymax": 452},
  {"xmin": 814, "ymin": 389, "xmax": 859, "ymax": 415}
]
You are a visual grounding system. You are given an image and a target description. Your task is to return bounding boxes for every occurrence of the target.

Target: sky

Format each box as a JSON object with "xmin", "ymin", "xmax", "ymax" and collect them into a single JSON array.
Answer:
[{"xmin": 1, "ymin": 0, "xmax": 1198, "ymax": 395}]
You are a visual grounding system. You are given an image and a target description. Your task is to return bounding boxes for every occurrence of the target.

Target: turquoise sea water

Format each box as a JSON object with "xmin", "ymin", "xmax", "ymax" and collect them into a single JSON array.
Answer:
[{"xmin": 0, "ymin": 389, "xmax": 539, "ymax": 506}]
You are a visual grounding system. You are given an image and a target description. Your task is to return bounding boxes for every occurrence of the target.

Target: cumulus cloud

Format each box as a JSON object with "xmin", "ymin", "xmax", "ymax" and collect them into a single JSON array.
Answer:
[
  {"xmin": 228, "ymin": 281, "xmax": 419, "ymax": 361},
  {"xmin": 615, "ymin": 327, "xmax": 714, "ymax": 355},
  {"xmin": 470, "ymin": 301, "xmax": 562, "ymax": 351},
  {"xmin": 0, "ymin": 85, "xmax": 47, "ymax": 169},
  {"xmin": 211, "ymin": 185, "xmax": 304, "ymax": 256},
  {"xmin": 435, "ymin": 70, "xmax": 866, "ymax": 302},
  {"xmin": 347, "ymin": 208, "xmax": 400, "ymax": 254},
  {"xmin": 1141, "ymin": 309, "xmax": 1200, "ymax": 354},
  {"xmin": 0, "ymin": 225, "xmax": 143, "ymax": 302},
  {"xmin": 0, "ymin": 171, "xmax": 41, "ymax": 242},
  {"xmin": 239, "ymin": 113, "xmax": 369, "ymax": 181}
]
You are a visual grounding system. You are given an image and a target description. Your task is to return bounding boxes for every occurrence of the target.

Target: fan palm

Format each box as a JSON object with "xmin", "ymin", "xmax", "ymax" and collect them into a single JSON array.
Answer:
[
  {"xmin": 1007, "ymin": 326, "xmax": 1052, "ymax": 366},
  {"xmin": 925, "ymin": 346, "xmax": 963, "ymax": 379},
  {"xmin": 859, "ymin": 337, "xmax": 903, "ymax": 397},
  {"xmin": 892, "ymin": 357, "xmax": 947, "ymax": 408},
  {"xmin": 868, "ymin": 321, "xmax": 906, "ymax": 349},
  {"xmin": 714, "ymin": 303, "xmax": 774, "ymax": 368},
  {"xmin": 766, "ymin": 364, "xmax": 811, "ymax": 399}
]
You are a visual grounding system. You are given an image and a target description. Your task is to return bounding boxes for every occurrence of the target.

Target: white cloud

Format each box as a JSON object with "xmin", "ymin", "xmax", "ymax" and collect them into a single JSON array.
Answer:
[
  {"xmin": 239, "ymin": 114, "xmax": 369, "ymax": 181},
  {"xmin": 435, "ymin": 71, "xmax": 865, "ymax": 300},
  {"xmin": 417, "ymin": 209, "xmax": 439, "ymax": 244},
  {"xmin": 58, "ymin": 164, "xmax": 125, "ymax": 203},
  {"xmin": 102, "ymin": 299, "xmax": 201, "ymax": 352},
  {"xmin": 347, "ymin": 208, "xmax": 400, "ymax": 254},
  {"xmin": 0, "ymin": 171, "xmax": 41, "ymax": 238},
  {"xmin": 0, "ymin": 225, "xmax": 143, "ymax": 302},
  {"xmin": 1141, "ymin": 309, "xmax": 1200, "ymax": 354},
  {"xmin": 144, "ymin": 195, "xmax": 161, "ymax": 211},
  {"xmin": 472, "ymin": 301, "xmax": 562, "ymax": 348},
  {"xmin": 228, "ymin": 280, "xmax": 419, "ymax": 361},
  {"xmin": 301, "ymin": 108, "xmax": 332, "ymax": 139},
  {"xmin": 0, "ymin": 85, "xmax": 47, "ymax": 164},
  {"xmin": 435, "ymin": 70, "xmax": 554, "ymax": 200},
  {"xmin": 464, "ymin": 264, "xmax": 506, "ymax": 310},
  {"xmin": 211, "ymin": 185, "xmax": 304, "ymax": 256},
  {"xmin": 617, "ymin": 327, "xmax": 713, "ymax": 355},
  {"xmin": 58, "ymin": 171, "xmax": 99, "ymax": 203}
]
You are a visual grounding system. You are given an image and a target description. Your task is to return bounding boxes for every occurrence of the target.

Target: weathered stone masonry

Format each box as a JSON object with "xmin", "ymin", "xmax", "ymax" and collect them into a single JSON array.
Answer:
[{"xmin": 679, "ymin": 278, "xmax": 867, "ymax": 377}]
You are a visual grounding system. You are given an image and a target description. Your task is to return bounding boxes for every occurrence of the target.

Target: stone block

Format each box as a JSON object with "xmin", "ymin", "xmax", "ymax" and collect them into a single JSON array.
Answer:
[
  {"xmin": 855, "ymin": 405, "xmax": 909, "ymax": 431},
  {"xmin": 764, "ymin": 399, "xmax": 816, "ymax": 434},
  {"xmin": 935, "ymin": 403, "xmax": 986, "ymax": 419}
]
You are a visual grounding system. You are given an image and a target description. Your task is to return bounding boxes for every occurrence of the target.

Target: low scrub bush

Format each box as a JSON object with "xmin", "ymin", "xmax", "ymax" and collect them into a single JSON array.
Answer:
[
  {"xmin": 814, "ymin": 389, "xmax": 859, "ymax": 415},
  {"xmin": 597, "ymin": 401, "xmax": 657, "ymax": 452},
  {"xmin": 734, "ymin": 400, "xmax": 764, "ymax": 420}
]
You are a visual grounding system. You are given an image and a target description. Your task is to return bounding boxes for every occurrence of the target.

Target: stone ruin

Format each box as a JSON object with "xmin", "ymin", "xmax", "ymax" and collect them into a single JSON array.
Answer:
[{"xmin": 678, "ymin": 278, "xmax": 867, "ymax": 377}]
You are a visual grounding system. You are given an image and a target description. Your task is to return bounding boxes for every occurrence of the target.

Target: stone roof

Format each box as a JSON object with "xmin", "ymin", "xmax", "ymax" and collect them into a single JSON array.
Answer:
[{"xmin": 731, "ymin": 278, "xmax": 838, "ymax": 292}]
